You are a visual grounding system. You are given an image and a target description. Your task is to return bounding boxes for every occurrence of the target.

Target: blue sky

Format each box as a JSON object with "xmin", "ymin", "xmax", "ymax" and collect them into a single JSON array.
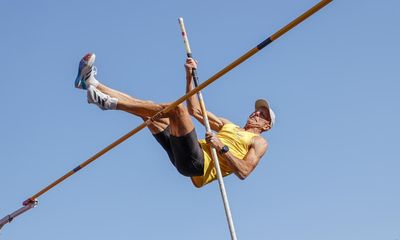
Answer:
[{"xmin": 1, "ymin": 0, "xmax": 399, "ymax": 239}]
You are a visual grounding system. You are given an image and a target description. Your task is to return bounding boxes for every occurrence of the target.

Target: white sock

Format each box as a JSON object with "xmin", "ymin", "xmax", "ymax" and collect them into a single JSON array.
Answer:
[
  {"xmin": 87, "ymin": 76, "xmax": 100, "ymax": 88},
  {"xmin": 87, "ymin": 86, "xmax": 118, "ymax": 110},
  {"xmin": 107, "ymin": 97, "xmax": 118, "ymax": 110}
]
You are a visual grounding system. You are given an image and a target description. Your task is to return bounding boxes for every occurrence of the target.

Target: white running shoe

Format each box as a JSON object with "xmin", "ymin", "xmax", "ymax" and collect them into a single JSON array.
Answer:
[
  {"xmin": 87, "ymin": 85, "xmax": 118, "ymax": 110},
  {"xmin": 75, "ymin": 53, "xmax": 99, "ymax": 90}
]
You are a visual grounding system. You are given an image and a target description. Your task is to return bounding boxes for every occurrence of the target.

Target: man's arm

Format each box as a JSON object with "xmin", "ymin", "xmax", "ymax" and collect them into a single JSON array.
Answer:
[
  {"xmin": 206, "ymin": 133, "xmax": 268, "ymax": 180},
  {"xmin": 185, "ymin": 58, "xmax": 231, "ymax": 132}
]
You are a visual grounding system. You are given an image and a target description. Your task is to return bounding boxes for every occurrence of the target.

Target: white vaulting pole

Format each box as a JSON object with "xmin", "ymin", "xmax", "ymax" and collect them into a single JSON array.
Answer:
[{"xmin": 178, "ymin": 17, "xmax": 238, "ymax": 240}]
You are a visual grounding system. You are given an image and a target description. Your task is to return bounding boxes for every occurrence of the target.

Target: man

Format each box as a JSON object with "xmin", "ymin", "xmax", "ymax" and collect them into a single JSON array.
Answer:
[{"xmin": 75, "ymin": 53, "xmax": 275, "ymax": 188}]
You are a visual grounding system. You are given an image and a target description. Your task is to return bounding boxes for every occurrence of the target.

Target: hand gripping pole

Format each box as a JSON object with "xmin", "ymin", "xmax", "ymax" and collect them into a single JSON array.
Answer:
[
  {"xmin": 179, "ymin": 17, "xmax": 238, "ymax": 240},
  {"xmin": 0, "ymin": 0, "xmax": 332, "ymax": 232}
]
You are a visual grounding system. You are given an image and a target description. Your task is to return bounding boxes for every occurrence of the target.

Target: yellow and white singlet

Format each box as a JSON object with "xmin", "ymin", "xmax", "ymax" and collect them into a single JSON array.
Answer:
[{"xmin": 191, "ymin": 123, "xmax": 259, "ymax": 188}]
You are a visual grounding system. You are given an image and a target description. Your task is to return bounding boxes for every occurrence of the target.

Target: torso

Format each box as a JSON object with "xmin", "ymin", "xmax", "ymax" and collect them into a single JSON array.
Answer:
[{"xmin": 191, "ymin": 123, "xmax": 259, "ymax": 187}]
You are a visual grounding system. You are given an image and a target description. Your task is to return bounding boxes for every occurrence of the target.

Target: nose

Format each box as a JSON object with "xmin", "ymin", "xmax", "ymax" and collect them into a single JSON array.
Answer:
[{"xmin": 249, "ymin": 111, "xmax": 261, "ymax": 119}]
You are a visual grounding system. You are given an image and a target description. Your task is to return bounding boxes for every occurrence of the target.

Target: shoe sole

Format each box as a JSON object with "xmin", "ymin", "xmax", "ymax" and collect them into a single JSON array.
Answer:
[{"xmin": 75, "ymin": 53, "xmax": 96, "ymax": 89}]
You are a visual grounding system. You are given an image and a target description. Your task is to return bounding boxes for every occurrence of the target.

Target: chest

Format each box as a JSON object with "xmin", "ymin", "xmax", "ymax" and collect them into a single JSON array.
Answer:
[{"xmin": 217, "ymin": 126, "xmax": 254, "ymax": 146}]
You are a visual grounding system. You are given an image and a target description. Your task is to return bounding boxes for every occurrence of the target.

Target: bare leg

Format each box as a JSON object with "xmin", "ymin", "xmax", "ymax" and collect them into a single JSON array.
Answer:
[
  {"xmin": 167, "ymin": 104, "xmax": 195, "ymax": 137},
  {"xmin": 97, "ymin": 83, "xmax": 194, "ymax": 137},
  {"xmin": 93, "ymin": 83, "xmax": 200, "ymax": 177},
  {"xmin": 97, "ymin": 83, "xmax": 164, "ymax": 117},
  {"xmin": 96, "ymin": 83, "xmax": 169, "ymax": 134}
]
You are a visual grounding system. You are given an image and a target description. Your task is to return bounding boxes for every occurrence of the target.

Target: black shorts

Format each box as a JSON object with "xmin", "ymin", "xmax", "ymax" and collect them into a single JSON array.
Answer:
[{"xmin": 153, "ymin": 127, "xmax": 204, "ymax": 177}]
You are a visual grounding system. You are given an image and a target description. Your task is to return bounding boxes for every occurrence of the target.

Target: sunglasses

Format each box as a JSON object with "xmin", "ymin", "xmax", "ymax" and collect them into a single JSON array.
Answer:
[{"xmin": 251, "ymin": 109, "xmax": 270, "ymax": 121}]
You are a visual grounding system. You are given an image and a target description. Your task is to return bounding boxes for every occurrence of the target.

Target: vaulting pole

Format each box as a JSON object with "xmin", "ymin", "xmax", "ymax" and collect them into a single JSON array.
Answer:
[
  {"xmin": 1, "ymin": 0, "xmax": 332, "ymax": 231},
  {"xmin": 178, "ymin": 17, "xmax": 238, "ymax": 240}
]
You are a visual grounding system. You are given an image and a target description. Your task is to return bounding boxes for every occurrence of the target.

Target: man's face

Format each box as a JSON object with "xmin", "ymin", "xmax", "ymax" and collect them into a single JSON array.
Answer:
[{"xmin": 246, "ymin": 107, "xmax": 271, "ymax": 130}]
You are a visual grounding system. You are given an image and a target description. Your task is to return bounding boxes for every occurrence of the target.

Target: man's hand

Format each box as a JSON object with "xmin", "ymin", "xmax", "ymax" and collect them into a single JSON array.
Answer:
[
  {"xmin": 185, "ymin": 58, "xmax": 198, "ymax": 74},
  {"xmin": 205, "ymin": 132, "xmax": 223, "ymax": 151}
]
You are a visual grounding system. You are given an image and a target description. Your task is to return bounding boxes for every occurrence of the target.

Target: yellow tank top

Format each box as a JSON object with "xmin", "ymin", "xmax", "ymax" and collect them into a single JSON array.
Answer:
[{"xmin": 191, "ymin": 123, "xmax": 259, "ymax": 188}]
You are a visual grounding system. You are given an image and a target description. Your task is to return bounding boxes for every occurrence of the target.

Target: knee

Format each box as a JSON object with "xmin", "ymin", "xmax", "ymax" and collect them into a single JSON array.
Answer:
[
  {"xmin": 162, "ymin": 103, "xmax": 189, "ymax": 119},
  {"xmin": 170, "ymin": 104, "xmax": 189, "ymax": 117}
]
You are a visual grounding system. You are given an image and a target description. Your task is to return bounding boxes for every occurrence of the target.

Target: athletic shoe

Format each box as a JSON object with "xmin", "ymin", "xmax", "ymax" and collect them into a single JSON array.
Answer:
[
  {"xmin": 87, "ymin": 85, "xmax": 118, "ymax": 110},
  {"xmin": 75, "ymin": 53, "xmax": 99, "ymax": 90}
]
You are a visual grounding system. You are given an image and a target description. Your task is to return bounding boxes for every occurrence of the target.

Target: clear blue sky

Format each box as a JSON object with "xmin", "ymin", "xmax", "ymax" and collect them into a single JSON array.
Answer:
[{"xmin": 1, "ymin": 0, "xmax": 399, "ymax": 239}]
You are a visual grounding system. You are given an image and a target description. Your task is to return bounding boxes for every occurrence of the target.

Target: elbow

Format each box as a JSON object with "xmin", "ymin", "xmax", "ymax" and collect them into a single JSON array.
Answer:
[
  {"xmin": 237, "ymin": 173, "xmax": 247, "ymax": 180},
  {"xmin": 236, "ymin": 162, "xmax": 256, "ymax": 180},
  {"xmin": 236, "ymin": 169, "xmax": 250, "ymax": 180},
  {"xmin": 238, "ymin": 174, "xmax": 246, "ymax": 180}
]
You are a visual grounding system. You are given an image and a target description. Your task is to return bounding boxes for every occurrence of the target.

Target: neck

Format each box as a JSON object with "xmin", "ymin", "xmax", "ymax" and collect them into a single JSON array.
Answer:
[{"xmin": 243, "ymin": 125, "xmax": 263, "ymax": 134}]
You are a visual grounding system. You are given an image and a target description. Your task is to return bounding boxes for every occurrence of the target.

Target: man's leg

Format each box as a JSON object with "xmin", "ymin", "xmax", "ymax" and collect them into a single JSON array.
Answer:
[
  {"xmin": 94, "ymin": 82, "xmax": 194, "ymax": 136},
  {"xmin": 75, "ymin": 53, "xmax": 203, "ymax": 176},
  {"xmin": 164, "ymin": 103, "xmax": 193, "ymax": 136},
  {"xmin": 95, "ymin": 83, "xmax": 197, "ymax": 137},
  {"xmin": 87, "ymin": 83, "xmax": 179, "ymax": 169},
  {"xmin": 95, "ymin": 83, "xmax": 169, "ymax": 134},
  {"xmin": 165, "ymin": 104, "xmax": 204, "ymax": 176},
  {"xmin": 89, "ymin": 82, "xmax": 204, "ymax": 176},
  {"xmin": 88, "ymin": 83, "xmax": 205, "ymax": 176},
  {"xmin": 75, "ymin": 53, "xmax": 169, "ymax": 133}
]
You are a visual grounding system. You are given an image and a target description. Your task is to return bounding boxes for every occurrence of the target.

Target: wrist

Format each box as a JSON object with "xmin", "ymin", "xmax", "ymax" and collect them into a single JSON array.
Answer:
[{"xmin": 219, "ymin": 145, "xmax": 229, "ymax": 154}]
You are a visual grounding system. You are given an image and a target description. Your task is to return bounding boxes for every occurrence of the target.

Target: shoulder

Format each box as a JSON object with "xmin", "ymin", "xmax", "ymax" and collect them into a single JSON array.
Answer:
[
  {"xmin": 215, "ymin": 117, "xmax": 234, "ymax": 131},
  {"xmin": 251, "ymin": 136, "xmax": 268, "ymax": 151},
  {"xmin": 219, "ymin": 117, "xmax": 233, "ymax": 125},
  {"xmin": 246, "ymin": 136, "xmax": 268, "ymax": 162}
]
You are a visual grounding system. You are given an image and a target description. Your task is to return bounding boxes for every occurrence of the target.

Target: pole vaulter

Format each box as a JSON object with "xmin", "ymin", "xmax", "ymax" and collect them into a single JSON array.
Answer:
[{"xmin": 0, "ymin": 0, "xmax": 332, "ymax": 233}]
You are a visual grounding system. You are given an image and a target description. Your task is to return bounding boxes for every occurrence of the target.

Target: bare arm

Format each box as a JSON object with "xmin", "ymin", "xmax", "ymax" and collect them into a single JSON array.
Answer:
[
  {"xmin": 185, "ymin": 58, "xmax": 231, "ymax": 132},
  {"xmin": 206, "ymin": 133, "xmax": 268, "ymax": 180}
]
